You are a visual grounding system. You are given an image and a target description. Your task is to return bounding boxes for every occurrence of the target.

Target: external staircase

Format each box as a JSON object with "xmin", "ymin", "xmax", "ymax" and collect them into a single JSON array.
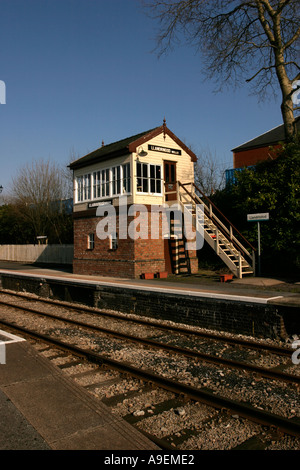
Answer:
[
  {"xmin": 169, "ymin": 218, "xmax": 191, "ymax": 274},
  {"xmin": 166, "ymin": 182, "xmax": 256, "ymax": 279}
]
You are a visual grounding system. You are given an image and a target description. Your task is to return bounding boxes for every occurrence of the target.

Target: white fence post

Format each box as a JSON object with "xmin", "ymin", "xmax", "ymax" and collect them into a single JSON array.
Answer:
[{"xmin": 0, "ymin": 341, "xmax": 6, "ymax": 364}]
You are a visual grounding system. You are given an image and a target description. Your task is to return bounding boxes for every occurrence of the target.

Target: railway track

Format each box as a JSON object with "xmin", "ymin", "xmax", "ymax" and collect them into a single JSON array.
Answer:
[
  {"xmin": 0, "ymin": 295, "xmax": 298, "ymax": 385},
  {"xmin": 0, "ymin": 289, "xmax": 299, "ymax": 450},
  {"xmin": 0, "ymin": 288, "xmax": 293, "ymax": 356}
]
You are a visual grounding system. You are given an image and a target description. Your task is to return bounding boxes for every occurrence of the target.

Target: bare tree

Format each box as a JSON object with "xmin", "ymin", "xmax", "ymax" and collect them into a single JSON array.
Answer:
[
  {"xmin": 145, "ymin": 0, "xmax": 300, "ymax": 140},
  {"xmin": 10, "ymin": 158, "xmax": 72, "ymax": 243},
  {"xmin": 194, "ymin": 147, "xmax": 227, "ymax": 195}
]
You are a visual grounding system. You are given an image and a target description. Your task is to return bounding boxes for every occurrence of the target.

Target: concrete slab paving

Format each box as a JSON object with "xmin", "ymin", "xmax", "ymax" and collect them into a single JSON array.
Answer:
[
  {"xmin": 0, "ymin": 341, "xmax": 159, "ymax": 450},
  {"xmin": 231, "ymin": 277, "xmax": 286, "ymax": 287},
  {"xmin": 0, "ymin": 389, "xmax": 51, "ymax": 450}
]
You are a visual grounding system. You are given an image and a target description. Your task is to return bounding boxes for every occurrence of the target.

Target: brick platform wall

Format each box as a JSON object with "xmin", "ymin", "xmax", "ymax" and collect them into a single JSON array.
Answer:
[{"xmin": 0, "ymin": 272, "xmax": 298, "ymax": 340}]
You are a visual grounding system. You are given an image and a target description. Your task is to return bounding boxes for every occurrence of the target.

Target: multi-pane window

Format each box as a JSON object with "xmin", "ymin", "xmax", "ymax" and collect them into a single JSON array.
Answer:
[
  {"xmin": 101, "ymin": 169, "xmax": 110, "ymax": 197},
  {"xmin": 76, "ymin": 174, "xmax": 91, "ymax": 202},
  {"xmin": 76, "ymin": 176, "xmax": 83, "ymax": 202},
  {"xmin": 112, "ymin": 166, "xmax": 121, "ymax": 195},
  {"xmin": 76, "ymin": 163, "xmax": 131, "ymax": 203},
  {"xmin": 109, "ymin": 233, "xmax": 118, "ymax": 250},
  {"xmin": 83, "ymin": 174, "xmax": 91, "ymax": 200},
  {"xmin": 93, "ymin": 171, "xmax": 101, "ymax": 199},
  {"xmin": 122, "ymin": 163, "xmax": 131, "ymax": 194},
  {"xmin": 87, "ymin": 233, "xmax": 95, "ymax": 250},
  {"xmin": 137, "ymin": 163, "xmax": 162, "ymax": 194},
  {"xmin": 150, "ymin": 164, "xmax": 161, "ymax": 194},
  {"xmin": 137, "ymin": 162, "xmax": 148, "ymax": 192}
]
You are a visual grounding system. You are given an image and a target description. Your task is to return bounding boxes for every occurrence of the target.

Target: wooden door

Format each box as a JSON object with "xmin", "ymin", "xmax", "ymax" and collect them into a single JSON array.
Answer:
[{"xmin": 164, "ymin": 161, "xmax": 177, "ymax": 201}]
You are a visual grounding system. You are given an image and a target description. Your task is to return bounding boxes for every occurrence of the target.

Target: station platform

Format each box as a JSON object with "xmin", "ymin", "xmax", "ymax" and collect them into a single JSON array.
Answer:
[
  {"xmin": 0, "ymin": 261, "xmax": 299, "ymax": 307},
  {"xmin": 0, "ymin": 339, "xmax": 159, "ymax": 450}
]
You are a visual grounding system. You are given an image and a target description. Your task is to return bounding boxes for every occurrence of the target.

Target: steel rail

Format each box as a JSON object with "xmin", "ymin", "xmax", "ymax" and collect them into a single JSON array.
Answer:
[
  {"xmin": 0, "ymin": 291, "xmax": 293, "ymax": 357},
  {"xmin": 1, "ymin": 318, "xmax": 300, "ymax": 439},
  {"xmin": 0, "ymin": 299, "xmax": 298, "ymax": 385}
]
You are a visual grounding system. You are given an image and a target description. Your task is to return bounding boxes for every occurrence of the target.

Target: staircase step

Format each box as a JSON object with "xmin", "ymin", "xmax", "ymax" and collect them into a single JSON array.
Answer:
[{"xmin": 178, "ymin": 187, "xmax": 255, "ymax": 278}]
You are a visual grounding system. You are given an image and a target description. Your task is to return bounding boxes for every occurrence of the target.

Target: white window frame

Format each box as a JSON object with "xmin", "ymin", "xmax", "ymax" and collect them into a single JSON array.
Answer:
[
  {"xmin": 76, "ymin": 175, "xmax": 83, "ymax": 202},
  {"xmin": 122, "ymin": 163, "xmax": 131, "ymax": 194},
  {"xmin": 76, "ymin": 173, "xmax": 91, "ymax": 202},
  {"xmin": 75, "ymin": 163, "xmax": 131, "ymax": 204},
  {"xmin": 136, "ymin": 162, "xmax": 162, "ymax": 195},
  {"xmin": 93, "ymin": 171, "xmax": 101, "ymax": 199},
  {"xmin": 100, "ymin": 168, "xmax": 111, "ymax": 198},
  {"xmin": 87, "ymin": 233, "xmax": 95, "ymax": 250},
  {"xmin": 109, "ymin": 233, "xmax": 118, "ymax": 250}
]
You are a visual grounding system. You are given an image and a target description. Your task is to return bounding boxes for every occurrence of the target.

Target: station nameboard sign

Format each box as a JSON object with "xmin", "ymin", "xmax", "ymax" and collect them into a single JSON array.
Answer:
[
  {"xmin": 247, "ymin": 213, "xmax": 269, "ymax": 222},
  {"xmin": 148, "ymin": 144, "xmax": 181, "ymax": 156},
  {"xmin": 88, "ymin": 200, "xmax": 112, "ymax": 208}
]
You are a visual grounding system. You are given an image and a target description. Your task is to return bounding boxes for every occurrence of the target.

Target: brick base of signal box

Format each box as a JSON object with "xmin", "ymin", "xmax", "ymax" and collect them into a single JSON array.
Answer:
[{"xmin": 72, "ymin": 208, "xmax": 198, "ymax": 279}]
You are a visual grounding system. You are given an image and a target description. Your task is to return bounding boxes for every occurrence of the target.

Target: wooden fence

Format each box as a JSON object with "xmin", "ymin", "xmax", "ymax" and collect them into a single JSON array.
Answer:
[{"xmin": 0, "ymin": 245, "xmax": 74, "ymax": 265}]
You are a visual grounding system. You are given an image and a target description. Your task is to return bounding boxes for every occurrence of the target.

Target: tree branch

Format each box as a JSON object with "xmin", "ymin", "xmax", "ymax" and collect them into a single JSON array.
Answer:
[
  {"xmin": 246, "ymin": 64, "xmax": 277, "ymax": 82},
  {"xmin": 254, "ymin": 0, "xmax": 275, "ymax": 44},
  {"xmin": 284, "ymin": 26, "xmax": 300, "ymax": 49}
]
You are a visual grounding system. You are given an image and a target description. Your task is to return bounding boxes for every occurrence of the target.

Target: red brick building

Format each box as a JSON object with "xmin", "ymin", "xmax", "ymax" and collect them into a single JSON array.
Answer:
[
  {"xmin": 225, "ymin": 117, "xmax": 300, "ymax": 185},
  {"xmin": 232, "ymin": 116, "xmax": 300, "ymax": 169}
]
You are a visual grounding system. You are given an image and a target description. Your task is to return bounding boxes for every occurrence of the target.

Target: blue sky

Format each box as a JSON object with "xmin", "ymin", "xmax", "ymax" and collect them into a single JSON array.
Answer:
[{"xmin": 0, "ymin": 0, "xmax": 284, "ymax": 195}]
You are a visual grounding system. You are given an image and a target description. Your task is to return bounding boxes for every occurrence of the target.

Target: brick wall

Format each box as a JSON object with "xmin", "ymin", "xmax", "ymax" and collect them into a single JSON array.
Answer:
[
  {"xmin": 73, "ymin": 205, "xmax": 198, "ymax": 279},
  {"xmin": 133, "ymin": 207, "xmax": 166, "ymax": 277},
  {"xmin": 1, "ymin": 272, "xmax": 298, "ymax": 340},
  {"xmin": 73, "ymin": 214, "xmax": 136, "ymax": 278},
  {"xmin": 233, "ymin": 144, "xmax": 282, "ymax": 168}
]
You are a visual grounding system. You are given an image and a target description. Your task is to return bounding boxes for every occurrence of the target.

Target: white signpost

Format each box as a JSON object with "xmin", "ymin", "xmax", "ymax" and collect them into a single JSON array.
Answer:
[{"xmin": 247, "ymin": 213, "xmax": 269, "ymax": 276}]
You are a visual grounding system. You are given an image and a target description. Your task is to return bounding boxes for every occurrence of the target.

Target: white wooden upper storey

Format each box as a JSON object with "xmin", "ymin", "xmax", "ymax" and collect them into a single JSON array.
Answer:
[{"xmin": 69, "ymin": 124, "xmax": 197, "ymax": 212}]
